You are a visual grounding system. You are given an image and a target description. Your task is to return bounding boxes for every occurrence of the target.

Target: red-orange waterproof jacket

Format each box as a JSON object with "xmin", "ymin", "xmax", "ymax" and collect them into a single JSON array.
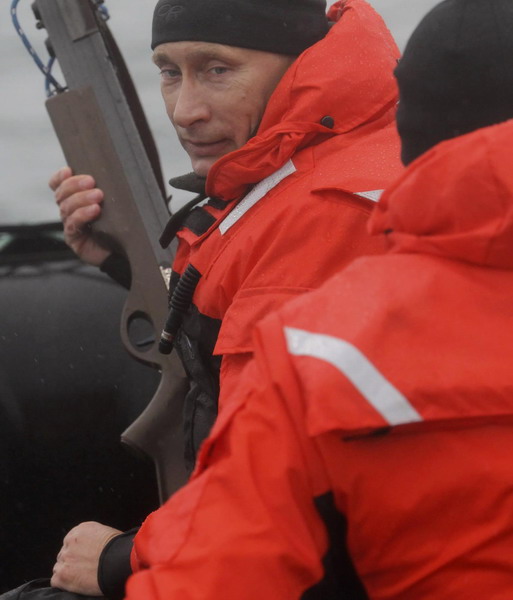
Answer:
[
  {"xmin": 127, "ymin": 120, "xmax": 513, "ymax": 599},
  {"xmin": 169, "ymin": 0, "xmax": 402, "ymax": 469}
]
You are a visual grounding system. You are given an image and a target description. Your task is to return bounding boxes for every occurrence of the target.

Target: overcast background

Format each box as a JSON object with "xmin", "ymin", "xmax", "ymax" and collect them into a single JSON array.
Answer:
[{"xmin": 1, "ymin": 1, "xmax": 439, "ymax": 225}]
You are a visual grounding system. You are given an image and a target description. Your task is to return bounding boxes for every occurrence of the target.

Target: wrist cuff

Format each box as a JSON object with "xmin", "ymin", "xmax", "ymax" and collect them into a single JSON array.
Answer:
[{"xmin": 97, "ymin": 528, "xmax": 138, "ymax": 600}]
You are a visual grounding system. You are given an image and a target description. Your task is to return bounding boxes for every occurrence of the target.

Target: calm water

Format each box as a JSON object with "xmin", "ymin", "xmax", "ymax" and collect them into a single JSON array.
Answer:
[{"xmin": 1, "ymin": 0, "xmax": 438, "ymax": 225}]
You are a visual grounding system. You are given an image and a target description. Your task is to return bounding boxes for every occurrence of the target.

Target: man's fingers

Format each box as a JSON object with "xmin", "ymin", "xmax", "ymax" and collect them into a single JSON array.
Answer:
[
  {"xmin": 50, "ymin": 571, "xmax": 74, "ymax": 593},
  {"xmin": 51, "ymin": 559, "xmax": 69, "ymax": 589},
  {"xmin": 48, "ymin": 166, "xmax": 72, "ymax": 192},
  {"xmin": 58, "ymin": 189, "xmax": 103, "ymax": 222},
  {"xmin": 63, "ymin": 205, "xmax": 101, "ymax": 241},
  {"xmin": 50, "ymin": 170, "xmax": 110, "ymax": 266},
  {"xmin": 55, "ymin": 175, "xmax": 97, "ymax": 205}
]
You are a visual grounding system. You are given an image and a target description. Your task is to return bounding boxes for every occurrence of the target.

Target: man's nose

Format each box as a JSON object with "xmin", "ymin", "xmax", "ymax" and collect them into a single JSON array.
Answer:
[{"xmin": 172, "ymin": 82, "xmax": 211, "ymax": 129}]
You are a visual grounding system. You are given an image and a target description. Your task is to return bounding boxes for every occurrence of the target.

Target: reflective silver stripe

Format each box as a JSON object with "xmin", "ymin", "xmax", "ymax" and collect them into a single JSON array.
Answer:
[
  {"xmin": 354, "ymin": 189, "xmax": 384, "ymax": 203},
  {"xmin": 219, "ymin": 160, "xmax": 297, "ymax": 235},
  {"xmin": 284, "ymin": 327, "xmax": 422, "ymax": 426}
]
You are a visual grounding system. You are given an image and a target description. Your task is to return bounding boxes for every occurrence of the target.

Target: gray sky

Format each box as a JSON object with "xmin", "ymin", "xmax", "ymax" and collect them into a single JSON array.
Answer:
[{"xmin": 1, "ymin": 1, "xmax": 440, "ymax": 224}]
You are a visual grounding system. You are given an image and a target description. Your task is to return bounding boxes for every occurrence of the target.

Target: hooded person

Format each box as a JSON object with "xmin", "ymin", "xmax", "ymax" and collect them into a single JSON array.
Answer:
[
  {"xmin": 124, "ymin": 0, "xmax": 513, "ymax": 597},
  {"xmin": 8, "ymin": 0, "xmax": 402, "ymax": 599}
]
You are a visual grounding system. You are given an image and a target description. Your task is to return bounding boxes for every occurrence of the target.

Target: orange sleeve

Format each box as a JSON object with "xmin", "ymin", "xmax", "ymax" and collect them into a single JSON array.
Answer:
[{"xmin": 126, "ymin": 320, "xmax": 330, "ymax": 599}]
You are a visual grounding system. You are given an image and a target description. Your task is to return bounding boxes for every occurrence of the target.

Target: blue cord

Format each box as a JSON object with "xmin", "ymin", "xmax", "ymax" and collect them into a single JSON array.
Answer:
[
  {"xmin": 11, "ymin": 0, "xmax": 110, "ymax": 97},
  {"xmin": 44, "ymin": 55, "xmax": 58, "ymax": 96},
  {"xmin": 11, "ymin": 0, "xmax": 64, "ymax": 96}
]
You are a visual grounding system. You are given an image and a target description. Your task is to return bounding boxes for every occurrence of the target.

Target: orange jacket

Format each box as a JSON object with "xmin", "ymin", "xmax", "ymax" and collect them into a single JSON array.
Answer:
[
  {"xmin": 128, "ymin": 120, "xmax": 513, "ymax": 599},
  {"xmin": 169, "ymin": 0, "xmax": 401, "ymax": 466}
]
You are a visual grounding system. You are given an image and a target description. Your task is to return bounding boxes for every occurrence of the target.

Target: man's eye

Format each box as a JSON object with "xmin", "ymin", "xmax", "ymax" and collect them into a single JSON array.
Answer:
[
  {"xmin": 160, "ymin": 69, "xmax": 181, "ymax": 80},
  {"xmin": 210, "ymin": 66, "xmax": 228, "ymax": 75}
]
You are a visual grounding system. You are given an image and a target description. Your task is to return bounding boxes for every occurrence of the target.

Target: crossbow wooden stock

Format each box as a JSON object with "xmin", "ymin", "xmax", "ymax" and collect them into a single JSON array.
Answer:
[{"xmin": 33, "ymin": 0, "xmax": 188, "ymax": 502}]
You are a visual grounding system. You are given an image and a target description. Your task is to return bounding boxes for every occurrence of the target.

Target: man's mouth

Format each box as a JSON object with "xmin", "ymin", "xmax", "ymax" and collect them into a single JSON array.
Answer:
[{"xmin": 182, "ymin": 139, "xmax": 230, "ymax": 157}]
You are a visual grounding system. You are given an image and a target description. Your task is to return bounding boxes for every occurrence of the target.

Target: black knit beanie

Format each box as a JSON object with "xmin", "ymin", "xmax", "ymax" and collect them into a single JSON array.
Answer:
[
  {"xmin": 152, "ymin": 0, "xmax": 329, "ymax": 55},
  {"xmin": 396, "ymin": 0, "xmax": 513, "ymax": 165}
]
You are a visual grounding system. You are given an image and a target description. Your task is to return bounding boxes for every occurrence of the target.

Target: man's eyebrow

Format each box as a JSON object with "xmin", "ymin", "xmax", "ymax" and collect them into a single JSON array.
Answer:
[
  {"xmin": 152, "ymin": 51, "xmax": 170, "ymax": 67},
  {"xmin": 152, "ymin": 48, "xmax": 237, "ymax": 67}
]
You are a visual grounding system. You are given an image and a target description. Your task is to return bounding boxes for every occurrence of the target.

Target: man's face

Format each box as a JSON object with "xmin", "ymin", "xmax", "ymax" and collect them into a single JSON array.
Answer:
[{"xmin": 152, "ymin": 41, "xmax": 295, "ymax": 177}]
